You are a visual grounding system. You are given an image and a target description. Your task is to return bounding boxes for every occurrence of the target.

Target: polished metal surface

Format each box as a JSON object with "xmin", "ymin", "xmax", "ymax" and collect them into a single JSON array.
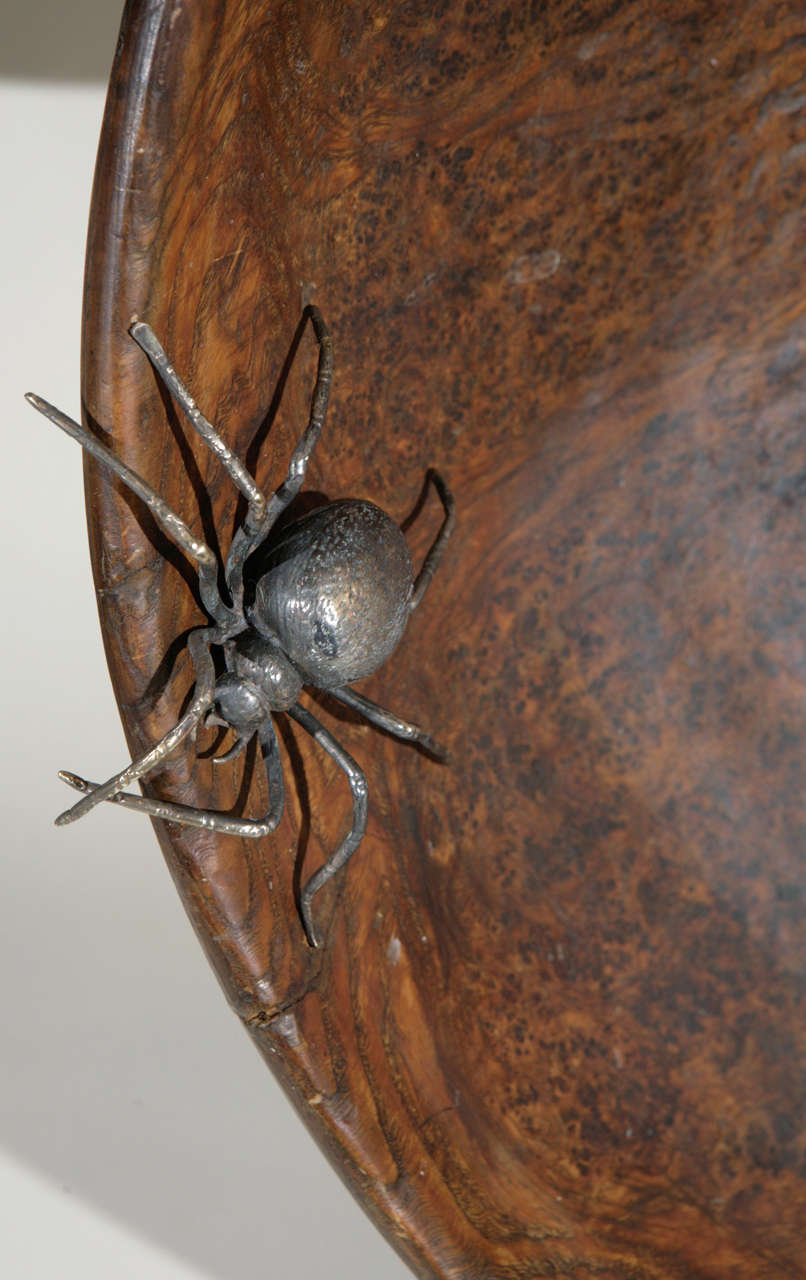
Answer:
[{"xmin": 28, "ymin": 306, "xmax": 455, "ymax": 946}]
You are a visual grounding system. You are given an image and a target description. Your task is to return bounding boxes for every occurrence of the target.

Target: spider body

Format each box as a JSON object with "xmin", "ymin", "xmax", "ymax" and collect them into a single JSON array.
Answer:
[
  {"xmin": 219, "ymin": 632, "xmax": 303, "ymax": 720},
  {"xmin": 26, "ymin": 307, "xmax": 454, "ymax": 947},
  {"xmin": 250, "ymin": 498, "xmax": 414, "ymax": 688}
]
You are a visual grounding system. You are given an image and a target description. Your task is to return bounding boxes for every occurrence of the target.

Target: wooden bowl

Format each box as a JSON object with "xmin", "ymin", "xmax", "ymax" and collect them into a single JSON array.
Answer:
[{"xmin": 82, "ymin": 1, "xmax": 806, "ymax": 1274}]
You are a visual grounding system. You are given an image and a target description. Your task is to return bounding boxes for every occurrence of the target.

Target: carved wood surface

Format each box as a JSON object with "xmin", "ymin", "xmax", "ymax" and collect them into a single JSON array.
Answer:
[{"xmin": 82, "ymin": 1, "xmax": 806, "ymax": 1275}]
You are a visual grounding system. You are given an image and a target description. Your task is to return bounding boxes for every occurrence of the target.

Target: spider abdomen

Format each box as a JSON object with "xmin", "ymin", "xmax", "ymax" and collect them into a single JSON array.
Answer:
[{"xmin": 251, "ymin": 499, "xmax": 414, "ymax": 688}]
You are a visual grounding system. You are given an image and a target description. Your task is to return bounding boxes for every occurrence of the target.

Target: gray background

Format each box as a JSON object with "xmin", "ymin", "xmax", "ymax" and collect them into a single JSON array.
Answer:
[{"xmin": 1, "ymin": 2, "xmax": 412, "ymax": 1276}]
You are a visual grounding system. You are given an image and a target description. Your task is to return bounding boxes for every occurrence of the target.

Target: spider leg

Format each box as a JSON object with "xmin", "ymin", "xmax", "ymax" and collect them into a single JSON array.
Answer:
[
  {"xmin": 54, "ymin": 626, "xmax": 221, "ymax": 826},
  {"xmin": 287, "ymin": 702, "xmax": 368, "ymax": 948},
  {"xmin": 224, "ymin": 305, "xmax": 333, "ymax": 607},
  {"xmin": 410, "ymin": 469, "xmax": 456, "ymax": 612},
  {"xmin": 24, "ymin": 393, "xmax": 233, "ymax": 629},
  {"xmin": 130, "ymin": 321, "xmax": 267, "ymax": 533},
  {"xmin": 212, "ymin": 732, "xmax": 251, "ymax": 765},
  {"xmin": 57, "ymin": 717, "xmax": 286, "ymax": 837},
  {"xmin": 329, "ymin": 686, "xmax": 448, "ymax": 761}
]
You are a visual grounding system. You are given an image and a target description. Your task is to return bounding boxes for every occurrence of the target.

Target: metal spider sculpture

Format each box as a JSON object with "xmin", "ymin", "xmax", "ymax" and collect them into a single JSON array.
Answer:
[{"xmin": 26, "ymin": 307, "xmax": 454, "ymax": 947}]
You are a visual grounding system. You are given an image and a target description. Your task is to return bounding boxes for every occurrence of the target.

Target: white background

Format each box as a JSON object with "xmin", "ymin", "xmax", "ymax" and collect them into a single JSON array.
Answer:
[{"xmin": 1, "ymin": 4, "xmax": 411, "ymax": 1276}]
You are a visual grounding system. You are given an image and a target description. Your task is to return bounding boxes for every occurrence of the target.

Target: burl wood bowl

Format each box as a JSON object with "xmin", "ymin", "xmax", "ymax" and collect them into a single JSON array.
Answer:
[{"xmin": 81, "ymin": 1, "xmax": 806, "ymax": 1275}]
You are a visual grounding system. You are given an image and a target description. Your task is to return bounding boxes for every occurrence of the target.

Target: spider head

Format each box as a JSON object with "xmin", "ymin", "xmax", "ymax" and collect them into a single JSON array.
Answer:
[
  {"xmin": 214, "ymin": 631, "xmax": 303, "ymax": 730},
  {"xmin": 211, "ymin": 671, "xmax": 269, "ymax": 733}
]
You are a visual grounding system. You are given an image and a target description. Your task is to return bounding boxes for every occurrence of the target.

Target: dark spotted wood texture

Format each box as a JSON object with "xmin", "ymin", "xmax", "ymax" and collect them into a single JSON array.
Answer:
[{"xmin": 83, "ymin": 1, "xmax": 806, "ymax": 1275}]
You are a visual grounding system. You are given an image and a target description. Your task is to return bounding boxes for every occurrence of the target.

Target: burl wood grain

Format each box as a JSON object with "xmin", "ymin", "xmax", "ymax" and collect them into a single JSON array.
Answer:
[{"xmin": 82, "ymin": 1, "xmax": 806, "ymax": 1275}]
